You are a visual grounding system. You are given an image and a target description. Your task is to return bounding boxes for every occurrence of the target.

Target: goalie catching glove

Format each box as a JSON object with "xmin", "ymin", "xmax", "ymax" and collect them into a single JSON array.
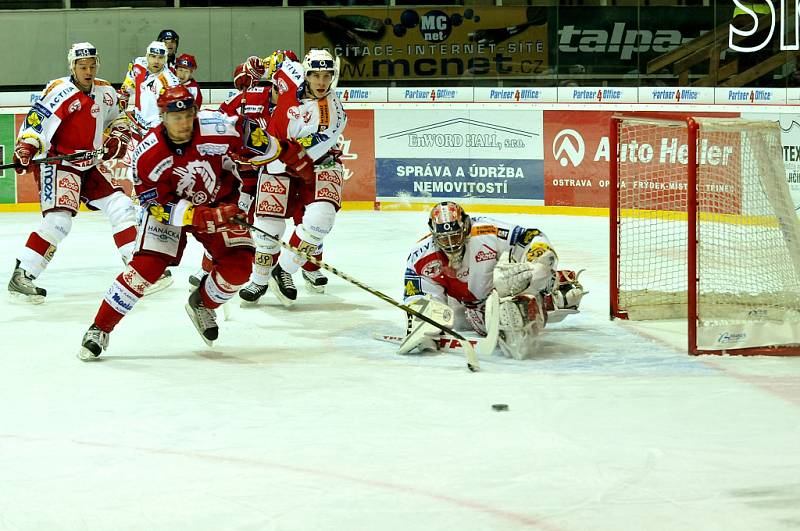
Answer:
[{"xmin": 398, "ymin": 296, "xmax": 454, "ymax": 355}]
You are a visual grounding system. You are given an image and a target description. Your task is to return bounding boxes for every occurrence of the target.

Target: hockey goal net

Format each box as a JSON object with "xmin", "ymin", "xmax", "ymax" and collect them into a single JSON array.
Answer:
[{"xmin": 610, "ymin": 115, "xmax": 800, "ymax": 355}]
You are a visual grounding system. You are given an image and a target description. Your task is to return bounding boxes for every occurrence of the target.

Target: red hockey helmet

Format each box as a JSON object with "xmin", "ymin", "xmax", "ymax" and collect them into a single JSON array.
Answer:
[
  {"xmin": 157, "ymin": 85, "xmax": 196, "ymax": 112},
  {"xmin": 175, "ymin": 53, "xmax": 197, "ymax": 71}
]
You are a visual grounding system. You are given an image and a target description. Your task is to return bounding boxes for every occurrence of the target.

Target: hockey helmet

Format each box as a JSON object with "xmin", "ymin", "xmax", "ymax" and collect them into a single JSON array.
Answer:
[
  {"xmin": 146, "ymin": 41, "xmax": 168, "ymax": 57},
  {"xmin": 157, "ymin": 85, "xmax": 196, "ymax": 112},
  {"xmin": 67, "ymin": 42, "xmax": 98, "ymax": 69},
  {"xmin": 302, "ymin": 48, "xmax": 340, "ymax": 93},
  {"xmin": 157, "ymin": 29, "xmax": 180, "ymax": 45},
  {"xmin": 176, "ymin": 53, "xmax": 197, "ymax": 71},
  {"xmin": 428, "ymin": 201, "xmax": 471, "ymax": 264}
]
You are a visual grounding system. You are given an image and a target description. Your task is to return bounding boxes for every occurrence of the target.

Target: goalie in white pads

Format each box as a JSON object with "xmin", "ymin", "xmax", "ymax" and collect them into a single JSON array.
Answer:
[{"xmin": 401, "ymin": 201, "xmax": 586, "ymax": 359}]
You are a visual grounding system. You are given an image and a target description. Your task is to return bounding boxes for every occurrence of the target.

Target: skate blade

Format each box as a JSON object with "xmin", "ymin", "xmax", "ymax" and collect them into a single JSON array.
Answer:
[
  {"xmin": 184, "ymin": 302, "xmax": 215, "ymax": 347},
  {"xmin": 8, "ymin": 290, "xmax": 45, "ymax": 305},
  {"xmin": 303, "ymin": 280, "xmax": 326, "ymax": 294},
  {"xmin": 143, "ymin": 275, "xmax": 174, "ymax": 296},
  {"xmin": 77, "ymin": 346, "xmax": 100, "ymax": 362},
  {"xmin": 268, "ymin": 277, "xmax": 296, "ymax": 307}
]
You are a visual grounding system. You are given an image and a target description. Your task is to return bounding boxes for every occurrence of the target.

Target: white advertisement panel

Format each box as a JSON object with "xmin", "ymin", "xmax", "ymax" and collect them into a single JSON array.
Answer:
[{"xmin": 374, "ymin": 109, "xmax": 543, "ymax": 202}]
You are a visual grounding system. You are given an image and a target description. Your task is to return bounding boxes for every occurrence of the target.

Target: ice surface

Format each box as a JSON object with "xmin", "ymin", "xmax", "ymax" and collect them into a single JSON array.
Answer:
[{"xmin": 1, "ymin": 210, "xmax": 799, "ymax": 531}]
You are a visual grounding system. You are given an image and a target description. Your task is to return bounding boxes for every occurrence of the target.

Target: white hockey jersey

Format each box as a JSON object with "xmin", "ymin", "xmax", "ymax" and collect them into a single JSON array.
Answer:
[
  {"xmin": 403, "ymin": 216, "xmax": 553, "ymax": 306},
  {"xmin": 122, "ymin": 59, "xmax": 180, "ymax": 129},
  {"xmin": 266, "ymin": 59, "xmax": 347, "ymax": 174},
  {"xmin": 18, "ymin": 76, "xmax": 121, "ymax": 170}
]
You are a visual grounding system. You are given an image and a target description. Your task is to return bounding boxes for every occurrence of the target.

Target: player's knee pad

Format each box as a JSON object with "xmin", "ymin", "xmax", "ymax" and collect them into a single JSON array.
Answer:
[
  {"xmin": 96, "ymin": 191, "xmax": 138, "ymax": 231},
  {"xmin": 37, "ymin": 210, "xmax": 73, "ymax": 245},
  {"xmin": 298, "ymin": 201, "xmax": 336, "ymax": 243}
]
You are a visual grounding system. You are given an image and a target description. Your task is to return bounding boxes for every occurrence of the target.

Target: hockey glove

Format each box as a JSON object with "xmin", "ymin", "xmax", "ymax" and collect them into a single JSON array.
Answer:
[
  {"xmin": 116, "ymin": 88, "xmax": 131, "ymax": 112},
  {"xmin": 102, "ymin": 124, "xmax": 131, "ymax": 161},
  {"xmin": 13, "ymin": 138, "xmax": 39, "ymax": 175},
  {"xmin": 278, "ymin": 140, "xmax": 315, "ymax": 183},
  {"xmin": 243, "ymin": 55, "xmax": 266, "ymax": 81},
  {"xmin": 189, "ymin": 204, "xmax": 242, "ymax": 234}
]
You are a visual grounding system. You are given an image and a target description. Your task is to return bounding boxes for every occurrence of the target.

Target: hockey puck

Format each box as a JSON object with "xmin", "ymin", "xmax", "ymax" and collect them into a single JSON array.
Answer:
[{"xmin": 491, "ymin": 404, "xmax": 509, "ymax": 411}]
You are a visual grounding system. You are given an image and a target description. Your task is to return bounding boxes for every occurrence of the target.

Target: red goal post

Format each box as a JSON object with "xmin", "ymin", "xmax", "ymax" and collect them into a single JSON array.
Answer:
[{"xmin": 609, "ymin": 114, "xmax": 800, "ymax": 355}]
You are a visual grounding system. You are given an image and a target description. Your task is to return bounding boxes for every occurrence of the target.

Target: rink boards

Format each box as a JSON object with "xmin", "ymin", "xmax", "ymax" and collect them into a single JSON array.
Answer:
[{"xmin": 2, "ymin": 90, "xmax": 800, "ymax": 215}]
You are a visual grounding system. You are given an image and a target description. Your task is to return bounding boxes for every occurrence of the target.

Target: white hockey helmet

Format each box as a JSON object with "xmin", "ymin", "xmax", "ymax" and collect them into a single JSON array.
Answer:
[
  {"xmin": 146, "ymin": 40, "xmax": 168, "ymax": 57},
  {"xmin": 302, "ymin": 48, "xmax": 340, "ymax": 93},
  {"xmin": 67, "ymin": 42, "xmax": 98, "ymax": 69}
]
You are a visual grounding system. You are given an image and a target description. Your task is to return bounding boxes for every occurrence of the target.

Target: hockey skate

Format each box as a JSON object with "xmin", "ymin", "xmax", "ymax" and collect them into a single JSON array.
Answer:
[
  {"xmin": 8, "ymin": 261, "xmax": 46, "ymax": 304},
  {"xmin": 185, "ymin": 288, "xmax": 218, "ymax": 346},
  {"xmin": 302, "ymin": 269, "xmax": 328, "ymax": 294},
  {"xmin": 143, "ymin": 269, "xmax": 173, "ymax": 296},
  {"xmin": 239, "ymin": 281, "xmax": 268, "ymax": 303},
  {"xmin": 188, "ymin": 269, "xmax": 204, "ymax": 289},
  {"xmin": 268, "ymin": 264, "xmax": 297, "ymax": 307},
  {"xmin": 78, "ymin": 325, "xmax": 109, "ymax": 361}
]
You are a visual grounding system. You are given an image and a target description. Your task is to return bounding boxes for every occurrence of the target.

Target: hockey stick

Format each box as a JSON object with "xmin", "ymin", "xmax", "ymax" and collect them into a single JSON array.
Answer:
[
  {"xmin": 233, "ymin": 217, "xmax": 480, "ymax": 371},
  {"xmin": 0, "ymin": 148, "xmax": 104, "ymax": 171}
]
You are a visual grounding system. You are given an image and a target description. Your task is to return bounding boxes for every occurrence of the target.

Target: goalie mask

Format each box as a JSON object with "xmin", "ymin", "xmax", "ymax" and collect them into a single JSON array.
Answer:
[{"xmin": 428, "ymin": 201, "xmax": 471, "ymax": 266}]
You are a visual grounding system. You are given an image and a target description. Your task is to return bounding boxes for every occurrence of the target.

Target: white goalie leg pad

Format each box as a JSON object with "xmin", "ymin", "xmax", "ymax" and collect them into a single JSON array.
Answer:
[
  {"xmin": 398, "ymin": 296, "xmax": 455, "ymax": 355},
  {"xmin": 18, "ymin": 210, "xmax": 73, "ymax": 277},
  {"xmin": 497, "ymin": 294, "xmax": 545, "ymax": 360},
  {"xmin": 251, "ymin": 216, "xmax": 285, "ymax": 285},
  {"xmin": 278, "ymin": 201, "xmax": 336, "ymax": 274}
]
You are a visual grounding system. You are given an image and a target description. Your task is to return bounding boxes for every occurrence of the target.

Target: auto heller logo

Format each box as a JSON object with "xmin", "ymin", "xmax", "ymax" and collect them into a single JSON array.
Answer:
[{"xmin": 552, "ymin": 129, "xmax": 585, "ymax": 167}]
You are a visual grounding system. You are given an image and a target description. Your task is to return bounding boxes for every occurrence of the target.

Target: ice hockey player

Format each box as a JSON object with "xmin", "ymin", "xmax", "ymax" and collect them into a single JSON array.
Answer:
[
  {"xmin": 189, "ymin": 55, "xmax": 273, "ymax": 289},
  {"xmin": 77, "ymin": 86, "xmax": 281, "ymax": 359},
  {"xmin": 8, "ymin": 42, "xmax": 137, "ymax": 304},
  {"xmin": 240, "ymin": 48, "xmax": 347, "ymax": 305},
  {"xmin": 175, "ymin": 53, "xmax": 202, "ymax": 107},
  {"xmin": 157, "ymin": 29, "xmax": 180, "ymax": 72},
  {"xmin": 121, "ymin": 40, "xmax": 180, "ymax": 132},
  {"xmin": 401, "ymin": 201, "xmax": 586, "ymax": 359}
]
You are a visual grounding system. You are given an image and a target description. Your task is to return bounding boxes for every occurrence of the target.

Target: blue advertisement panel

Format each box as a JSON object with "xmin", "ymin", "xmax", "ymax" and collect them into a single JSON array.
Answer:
[
  {"xmin": 374, "ymin": 109, "xmax": 544, "ymax": 203},
  {"xmin": 376, "ymin": 158, "xmax": 543, "ymax": 200}
]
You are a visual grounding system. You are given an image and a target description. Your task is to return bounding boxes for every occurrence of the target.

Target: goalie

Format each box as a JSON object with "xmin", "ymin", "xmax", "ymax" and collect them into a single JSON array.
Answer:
[{"xmin": 401, "ymin": 201, "xmax": 586, "ymax": 359}]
